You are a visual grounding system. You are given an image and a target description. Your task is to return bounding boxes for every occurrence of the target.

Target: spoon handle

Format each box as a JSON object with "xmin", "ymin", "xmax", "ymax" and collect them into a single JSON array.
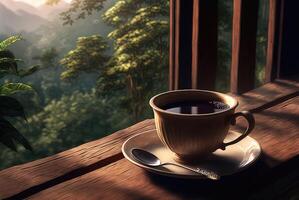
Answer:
[{"xmin": 161, "ymin": 162, "xmax": 220, "ymax": 180}]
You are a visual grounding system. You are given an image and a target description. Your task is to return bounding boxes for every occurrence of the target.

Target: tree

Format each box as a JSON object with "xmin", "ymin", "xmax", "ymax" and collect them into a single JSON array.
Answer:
[
  {"xmin": 46, "ymin": 0, "xmax": 107, "ymax": 25},
  {"xmin": 0, "ymin": 36, "xmax": 36, "ymax": 152},
  {"xmin": 60, "ymin": 35, "xmax": 109, "ymax": 80},
  {"xmin": 255, "ymin": 0, "xmax": 269, "ymax": 87},
  {"xmin": 59, "ymin": 1, "xmax": 169, "ymax": 122},
  {"xmin": 216, "ymin": 0, "xmax": 233, "ymax": 92},
  {"xmin": 101, "ymin": 0, "xmax": 169, "ymax": 121},
  {"xmin": 32, "ymin": 47, "xmax": 62, "ymax": 104},
  {"xmin": 34, "ymin": 48, "xmax": 59, "ymax": 68}
]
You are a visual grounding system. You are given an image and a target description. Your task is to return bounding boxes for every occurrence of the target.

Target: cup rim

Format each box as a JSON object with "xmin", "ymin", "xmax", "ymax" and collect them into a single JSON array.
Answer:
[{"xmin": 149, "ymin": 89, "xmax": 238, "ymax": 116}]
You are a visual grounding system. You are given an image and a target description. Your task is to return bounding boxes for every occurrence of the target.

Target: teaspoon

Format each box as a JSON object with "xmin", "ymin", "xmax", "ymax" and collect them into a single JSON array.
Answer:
[{"xmin": 131, "ymin": 148, "xmax": 220, "ymax": 180}]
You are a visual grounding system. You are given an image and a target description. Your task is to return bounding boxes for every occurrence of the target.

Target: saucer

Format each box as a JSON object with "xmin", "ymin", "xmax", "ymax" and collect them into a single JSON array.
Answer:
[{"xmin": 122, "ymin": 129, "xmax": 261, "ymax": 179}]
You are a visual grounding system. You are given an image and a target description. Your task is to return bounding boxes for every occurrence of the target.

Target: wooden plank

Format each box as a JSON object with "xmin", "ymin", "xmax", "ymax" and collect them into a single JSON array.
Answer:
[
  {"xmin": 233, "ymin": 77, "xmax": 299, "ymax": 112},
  {"xmin": 249, "ymin": 96, "xmax": 299, "ymax": 167},
  {"xmin": 27, "ymin": 96, "xmax": 299, "ymax": 199},
  {"xmin": 28, "ymin": 158, "xmax": 299, "ymax": 200},
  {"xmin": 169, "ymin": 0, "xmax": 176, "ymax": 90},
  {"xmin": 231, "ymin": 0, "xmax": 259, "ymax": 94},
  {"xmin": 0, "ymin": 78, "xmax": 298, "ymax": 199},
  {"xmin": 192, "ymin": 0, "xmax": 218, "ymax": 90},
  {"xmin": 169, "ymin": 0, "xmax": 193, "ymax": 90},
  {"xmin": 265, "ymin": 0, "xmax": 283, "ymax": 82},
  {"xmin": 28, "ymin": 160, "xmax": 183, "ymax": 200},
  {"xmin": 0, "ymin": 120, "xmax": 155, "ymax": 199}
]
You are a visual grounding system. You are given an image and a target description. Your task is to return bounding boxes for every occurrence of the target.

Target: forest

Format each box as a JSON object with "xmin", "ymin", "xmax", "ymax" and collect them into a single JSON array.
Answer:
[{"xmin": 0, "ymin": 0, "xmax": 268, "ymax": 169}]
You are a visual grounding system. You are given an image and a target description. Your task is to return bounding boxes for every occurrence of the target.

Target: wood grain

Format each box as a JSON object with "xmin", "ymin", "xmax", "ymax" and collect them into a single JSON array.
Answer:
[
  {"xmin": 192, "ymin": 0, "xmax": 218, "ymax": 90},
  {"xmin": 231, "ymin": 0, "xmax": 259, "ymax": 94},
  {"xmin": 0, "ymin": 78, "xmax": 298, "ymax": 199},
  {"xmin": 28, "ymin": 97, "xmax": 299, "ymax": 199},
  {"xmin": 250, "ymin": 96, "xmax": 299, "ymax": 166},
  {"xmin": 28, "ymin": 158, "xmax": 299, "ymax": 200},
  {"xmin": 169, "ymin": 0, "xmax": 176, "ymax": 90},
  {"xmin": 233, "ymin": 77, "xmax": 299, "ymax": 112},
  {"xmin": 28, "ymin": 160, "xmax": 184, "ymax": 200},
  {"xmin": 0, "ymin": 120, "xmax": 155, "ymax": 199}
]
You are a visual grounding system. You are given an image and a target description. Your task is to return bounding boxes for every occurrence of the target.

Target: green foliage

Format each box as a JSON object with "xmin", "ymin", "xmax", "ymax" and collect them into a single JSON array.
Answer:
[
  {"xmin": 0, "ymin": 83, "xmax": 33, "ymax": 95},
  {"xmin": 60, "ymin": 35, "xmax": 109, "ymax": 80},
  {"xmin": 29, "ymin": 90, "xmax": 114, "ymax": 150},
  {"xmin": 46, "ymin": 0, "xmax": 107, "ymax": 25},
  {"xmin": 0, "ymin": 36, "xmax": 36, "ymax": 152},
  {"xmin": 56, "ymin": 0, "xmax": 169, "ymax": 123},
  {"xmin": 216, "ymin": 0, "xmax": 233, "ymax": 92},
  {"xmin": 0, "ymin": 36, "xmax": 41, "ymax": 78},
  {"xmin": 255, "ymin": 0, "xmax": 269, "ymax": 87},
  {"xmin": 0, "ymin": 90, "xmax": 117, "ymax": 169},
  {"xmin": 215, "ymin": 0, "xmax": 269, "ymax": 91},
  {"xmin": 58, "ymin": 1, "xmax": 169, "ymax": 122},
  {"xmin": 0, "ymin": 35, "xmax": 22, "ymax": 51},
  {"xmin": 98, "ymin": 0, "xmax": 169, "ymax": 121},
  {"xmin": 33, "ymin": 48, "xmax": 59, "ymax": 68},
  {"xmin": 0, "ymin": 50, "xmax": 18, "ymax": 77}
]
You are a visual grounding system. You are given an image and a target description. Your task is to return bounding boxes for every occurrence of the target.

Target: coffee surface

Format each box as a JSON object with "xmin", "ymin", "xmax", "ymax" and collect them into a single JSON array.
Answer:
[{"xmin": 162, "ymin": 101, "xmax": 229, "ymax": 114}]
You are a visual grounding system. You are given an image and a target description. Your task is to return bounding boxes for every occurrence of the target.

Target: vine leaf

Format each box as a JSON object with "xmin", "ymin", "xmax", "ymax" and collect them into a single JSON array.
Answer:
[
  {"xmin": 0, "ymin": 83, "xmax": 33, "ymax": 96},
  {"xmin": 0, "ymin": 36, "xmax": 22, "ymax": 51}
]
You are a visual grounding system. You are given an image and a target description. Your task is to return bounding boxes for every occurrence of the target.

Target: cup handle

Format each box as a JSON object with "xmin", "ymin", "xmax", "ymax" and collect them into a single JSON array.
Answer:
[{"xmin": 220, "ymin": 111, "xmax": 255, "ymax": 150}]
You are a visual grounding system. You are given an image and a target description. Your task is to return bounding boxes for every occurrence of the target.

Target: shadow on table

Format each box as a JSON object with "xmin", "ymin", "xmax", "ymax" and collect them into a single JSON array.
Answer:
[{"xmin": 145, "ymin": 155, "xmax": 299, "ymax": 200}]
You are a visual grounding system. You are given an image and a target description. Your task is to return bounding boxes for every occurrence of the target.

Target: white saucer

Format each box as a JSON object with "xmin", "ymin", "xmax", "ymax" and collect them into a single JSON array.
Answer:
[{"xmin": 122, "ymin": 129, "xmax": 261, "ymax": 179}]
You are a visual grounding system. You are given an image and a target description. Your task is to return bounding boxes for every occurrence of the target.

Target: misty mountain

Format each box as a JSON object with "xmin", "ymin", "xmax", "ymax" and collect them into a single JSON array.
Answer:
[
  {"xmin": 0, "ymin": 0, "xmax": 70, "ymax": 19},
  {"xmin": 0, "ymin": 0, "xmax": 39, "ymax": 15},
  {"xmin": 0, "ymin": 2, "xmax": 48, "ymax": 33},
  {"xmin": 38, "ymin": 1, "xmax": 70, "ymax": 19}
]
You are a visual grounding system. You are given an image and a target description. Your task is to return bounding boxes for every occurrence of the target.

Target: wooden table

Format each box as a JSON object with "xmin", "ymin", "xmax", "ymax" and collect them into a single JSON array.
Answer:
[{"xmin": 0, "ymin": 77, "xmax": 298, "ymax": 200}]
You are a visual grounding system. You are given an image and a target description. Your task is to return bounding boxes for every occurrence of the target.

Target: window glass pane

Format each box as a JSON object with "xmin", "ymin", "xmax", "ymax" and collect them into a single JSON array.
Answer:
[
  {"xmin": 0, "ymin": 0, "xmax": 169, "ymax": 169},
  {"xmin": 216, "ymin": 0, "xmax": 233, "ymax": 92},
  {"xmin": 256, "ymin": 0, "xmax": 269, "ymax": 86},
  {"xmin": 216, "ymin": 0, "xmax": 269, "ymax": 92}
]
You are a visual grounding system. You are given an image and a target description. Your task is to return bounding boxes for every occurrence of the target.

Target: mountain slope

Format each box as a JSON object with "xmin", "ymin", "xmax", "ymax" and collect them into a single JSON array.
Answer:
[
  {"xmin": 1, "ymin": 0, "xmax": 70, "ymax": 20},
  {"xmin": 37, "ymin": 1, "xmax": 70, "ymax": 19},
  {"xmin": 0, "ymin": 2, "xmax": 48, "ymax": 33},
  {"xmin": 1, "ymin": 0, "xmax": 40, "ymax": 15}
]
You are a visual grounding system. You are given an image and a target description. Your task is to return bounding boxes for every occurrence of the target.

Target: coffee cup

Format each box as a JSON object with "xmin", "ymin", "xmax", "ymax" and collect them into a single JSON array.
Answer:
[{"xmin": 149, "ymin": 89, "xmax": 255, "ymax": 161}]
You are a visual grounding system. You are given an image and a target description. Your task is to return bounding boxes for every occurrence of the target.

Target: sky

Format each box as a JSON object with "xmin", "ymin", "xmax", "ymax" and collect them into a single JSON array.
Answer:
[{"xmin": 15, "ymin": 0, "xmax": 72, "ymax": 7}]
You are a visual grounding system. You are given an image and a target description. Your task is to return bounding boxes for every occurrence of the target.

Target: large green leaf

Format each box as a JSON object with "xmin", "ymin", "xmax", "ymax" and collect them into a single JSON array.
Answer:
[
  {"xmin": 0, "ymin": 57, "xmax": 22, "ymax": 78},
  {"xmin": 0, "ymin": 36, "xmax": 22, "ymax": 51},
  {"xmin": 0, "ymin": 118, "xmax": 32, "ymax": 151},
  {"xmin": 0, "ymin": 50, "xmax": 18, "ymax": 74},
  {"xmin": 0, "ymin": 57, "xmax": 22, "ymax": 65},
  {"xmin": 0, "ymin": 83, "xmax": 33, "ymax": 96},
  {"xmin": 0, "ymin": 96, "xmax": 26, "ymax": 119}
]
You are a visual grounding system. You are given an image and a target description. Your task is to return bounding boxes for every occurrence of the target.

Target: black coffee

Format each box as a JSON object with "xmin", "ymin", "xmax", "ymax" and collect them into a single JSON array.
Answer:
[{"xmin": 162, "ymin": 101, "xmax": 229, "ymax": 114}]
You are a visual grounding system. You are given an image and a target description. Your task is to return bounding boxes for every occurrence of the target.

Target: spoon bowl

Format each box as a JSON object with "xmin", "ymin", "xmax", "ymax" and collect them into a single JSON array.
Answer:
[{"xmin": 131, "ymin": 148, "xmax": 161, "ymax": 166}]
